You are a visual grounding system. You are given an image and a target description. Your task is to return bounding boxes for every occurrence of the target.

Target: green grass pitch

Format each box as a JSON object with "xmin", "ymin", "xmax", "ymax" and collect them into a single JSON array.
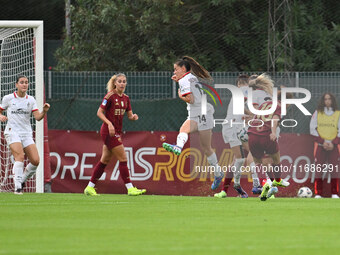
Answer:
[{"xmin": 1, "ymin": 193, "xmax": 340, "ymax": 255}]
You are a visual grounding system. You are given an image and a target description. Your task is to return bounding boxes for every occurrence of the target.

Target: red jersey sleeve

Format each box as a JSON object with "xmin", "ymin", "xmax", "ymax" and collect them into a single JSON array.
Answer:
[
  {"xmin": 126, "ymin": 95, "xmax": 132, "ymax": 112},
  {"xmin": 100, "ymin": 92, "xmax": 113, "ymax": 110},
  {"xmin": 274, "ymin": 103, "xmax": 282, "ymax": 119}
]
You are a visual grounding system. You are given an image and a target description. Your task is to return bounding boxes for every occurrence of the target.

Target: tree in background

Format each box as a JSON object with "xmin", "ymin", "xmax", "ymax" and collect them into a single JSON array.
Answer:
[
  {"xmin": 55, "ymin": 0, "xmax": 339, "ymax": 72},
  {"xmin": 291, "ymin": 1, "xmax": 340, "ymax": 71}
]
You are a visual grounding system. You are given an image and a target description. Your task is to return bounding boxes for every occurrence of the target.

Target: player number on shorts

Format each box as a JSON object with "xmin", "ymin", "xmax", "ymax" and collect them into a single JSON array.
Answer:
[{"xmin": 198, "ymin": 115, "xmax": 206, "ymax": 124}]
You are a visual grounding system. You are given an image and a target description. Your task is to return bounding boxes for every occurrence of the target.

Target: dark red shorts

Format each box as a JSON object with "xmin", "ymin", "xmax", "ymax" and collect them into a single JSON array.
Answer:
[
  {"xmin": 100, "ymin": 132, "xmax": 123, "ymax": 150},
  {"xmin": 248, "ymin": 133, "xmax": 279, "ymax": 159}
]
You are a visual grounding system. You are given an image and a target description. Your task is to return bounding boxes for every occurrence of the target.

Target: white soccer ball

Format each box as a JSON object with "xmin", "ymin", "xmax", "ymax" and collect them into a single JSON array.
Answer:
[
  {"xmin": 237, "ymin": 127, "xmax": 248, "ymax": 142},
  {"xmin": 297, "ymin": 187, "xmax": 313, "ymax": 198}
]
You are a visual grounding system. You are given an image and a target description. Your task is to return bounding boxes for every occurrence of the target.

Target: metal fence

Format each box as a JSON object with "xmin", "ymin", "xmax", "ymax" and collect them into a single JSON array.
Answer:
[
  {"xmin": 44, "ymin": 71, "xmax": 340, "ymax": 133},
  {"xmin": 45, "ymin": 71, "xmax": 176, "ymax": 100},
  {"xmin": 45, "ymin": 71, "xmax": 340, "ymax": 100}
]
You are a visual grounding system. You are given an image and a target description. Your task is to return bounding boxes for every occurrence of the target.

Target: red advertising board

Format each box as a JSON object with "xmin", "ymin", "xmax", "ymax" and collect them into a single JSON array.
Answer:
[{"xmin": 48, "ymin": 130, "xmax": 335, "ymax": 197}]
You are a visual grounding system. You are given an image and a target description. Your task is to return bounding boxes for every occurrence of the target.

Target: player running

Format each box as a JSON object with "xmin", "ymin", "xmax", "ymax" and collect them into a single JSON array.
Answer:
[
  {"xmin": 247, "ymin": 83, "xmax": 290, "ymax": 201},
  {"xmin": 162, "ymin": 56, "xmax": 223, "ymax": 188},
  {"xmin": 84, "ymin": 73, "xmax": 146, "ymax": 196},
  {"xmin": 214, "ymin": 74, "xmax": 263, "ymax": 198},
  {"xmin": 0, "ymin": 75, "xmax": 50, "ymax": 194}
]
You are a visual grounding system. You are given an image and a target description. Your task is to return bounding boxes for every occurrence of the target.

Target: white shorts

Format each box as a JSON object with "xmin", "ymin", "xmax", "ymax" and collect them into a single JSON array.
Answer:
[
  {"xmin": 222, "ymin": 125, "xmax": 242, "ymax": 147},
  {"xmin": 4, "ymin": 133, "xmax": 35, "ymax": 148},
  {"xmin": 188, "ymin": 111, "xmax": 214, "ymax": 131}
]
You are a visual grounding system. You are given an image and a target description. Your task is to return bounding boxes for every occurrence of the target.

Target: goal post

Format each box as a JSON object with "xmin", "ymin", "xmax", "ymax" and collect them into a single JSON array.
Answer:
[{"xmin": 0, "ymin": 21, "xmax": 44, "ymax": 193}]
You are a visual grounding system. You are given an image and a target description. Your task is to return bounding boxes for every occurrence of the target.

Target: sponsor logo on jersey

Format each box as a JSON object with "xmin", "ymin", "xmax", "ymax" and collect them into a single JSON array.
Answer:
[
  {"xmin": 11, "ymin": 108, "xmax": 30, "ymax": 114},
  {"xmin": 102, "ymin": 99, "xmax": 107, "ymax": 106}
]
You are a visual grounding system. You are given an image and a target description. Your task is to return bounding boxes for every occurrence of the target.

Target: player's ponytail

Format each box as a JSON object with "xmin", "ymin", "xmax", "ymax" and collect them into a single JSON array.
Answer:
[
  {"xmin": 183, "ymin": 56, "xmax": 211, "ymax": 80},
  {"xmin": 236, "ymin": 74, "xmax": 249, "ymax": 86},
  {"xmin": 175, "ymin": 56, "xmax": 212, "ymax": 80},
  {"xmin": 106, "ymin": 73, "xmax": 126, "ymax": 92},
  {"xmin": 248, "ymin": 74, "xmax": 258, "ymax": 88},
  {"xmin": 253, "ymin": 73, "xmax": 274, "ymax": 96}
]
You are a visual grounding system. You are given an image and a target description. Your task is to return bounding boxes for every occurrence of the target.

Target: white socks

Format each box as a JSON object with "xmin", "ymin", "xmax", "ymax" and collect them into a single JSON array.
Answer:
[
  {"xmin": 176, "ymin": 132, "xmax": 188, "ymax": 148},
  {"xmin": 22, "ymin": 163, "xmax": 38, "ymax": 184},
  {"xmin": 13, "ymin": 161, "xmax": 24, "ymax": 190},
  {"xmin": 250, "ymin": 162, "xmax": 260, "ymax": 187},
  {"xmin": 125, "ymin": 183, "xmax": 133, "ymax": 189},
  {"xmin": 233, "ymin": 158, "xmax": 245, "ymax": 186},
  {"xmin": 265, "ymin": 173, "xmax": 273, "ymax": 186},
  {"xmin": 207, "ymin": 152, "xmax": 222, "ymax": 177}
]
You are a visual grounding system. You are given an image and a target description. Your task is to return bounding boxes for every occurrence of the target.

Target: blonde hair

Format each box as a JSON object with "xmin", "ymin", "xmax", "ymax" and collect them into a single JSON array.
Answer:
[
  {"xmin": 106, "ymin": 73, "xmax": 126, "ymax": 92},
  {"xmin": 253, "ymin": 73, "xmax": 274, "ymax": 96}
]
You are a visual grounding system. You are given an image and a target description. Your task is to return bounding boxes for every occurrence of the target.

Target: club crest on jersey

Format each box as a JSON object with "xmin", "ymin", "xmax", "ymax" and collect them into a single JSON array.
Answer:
[{"xmin": 102, "ymin": 99, "xmax": 107, "ymax": 106}]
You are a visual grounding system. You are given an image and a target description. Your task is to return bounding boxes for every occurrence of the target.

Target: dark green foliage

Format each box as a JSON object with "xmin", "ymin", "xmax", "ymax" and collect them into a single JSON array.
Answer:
[{"xmin": 55, "ymin": 0, "xmax": 339, "ymax": 71}]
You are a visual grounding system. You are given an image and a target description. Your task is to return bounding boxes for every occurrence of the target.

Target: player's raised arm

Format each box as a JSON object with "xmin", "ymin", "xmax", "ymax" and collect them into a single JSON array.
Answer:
[{"xmin": 33, "ymin": 103, "xmax": 50, "ymax": 121}]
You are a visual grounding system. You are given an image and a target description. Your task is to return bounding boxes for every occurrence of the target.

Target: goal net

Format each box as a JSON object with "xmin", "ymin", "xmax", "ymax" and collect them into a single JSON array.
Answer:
[{"xmin": 0, "ymin": 21, "xmax": 44, "ymax": 193}]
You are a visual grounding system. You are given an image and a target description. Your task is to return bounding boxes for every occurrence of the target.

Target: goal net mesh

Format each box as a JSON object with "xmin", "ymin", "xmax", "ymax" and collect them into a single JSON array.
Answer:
[{"xmin": 0, "ymin": 27, "xmax": 36, "ymax": 192}]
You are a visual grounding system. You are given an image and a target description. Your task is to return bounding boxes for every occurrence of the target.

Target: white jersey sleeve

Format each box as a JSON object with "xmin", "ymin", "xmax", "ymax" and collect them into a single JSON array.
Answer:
[
  {"xmin": 31, "ymin": 96, "xmax": 38, "ymax": 112},
  {"xmin": 0, "ymin": 94, "xmax": 10, "ymax": 110},
  {"xmin": 179, "ymin": 76, "xmax": 191, "ymax": 96},
  {"xmin": 225, "ymin": 86, "xmax": 248, "ymax": 123},
  {"xmin": 310, "ymin": 110, "xmax": 319, "ymax": 137}
]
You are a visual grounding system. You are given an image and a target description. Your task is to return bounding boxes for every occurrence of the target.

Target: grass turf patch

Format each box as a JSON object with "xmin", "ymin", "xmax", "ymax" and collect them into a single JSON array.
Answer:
[{"xmin": 1, "ymin": 193, "xmax": 340, "ymax": 255}]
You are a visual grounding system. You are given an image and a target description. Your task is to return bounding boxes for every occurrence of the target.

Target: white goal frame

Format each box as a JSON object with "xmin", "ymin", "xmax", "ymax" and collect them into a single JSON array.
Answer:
[{"xmin": 0, "ymin": 21, "xmax": 44, "ymax": 193}]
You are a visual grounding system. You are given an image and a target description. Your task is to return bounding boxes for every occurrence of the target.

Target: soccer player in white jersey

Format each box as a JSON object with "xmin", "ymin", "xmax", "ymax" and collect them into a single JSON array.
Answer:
[
  {"xmin": 0, "ymin": 75, "xmax": 50, "ymax": 194},
  {"xmin": 214, "ymin": 75, "xmax": 256, "ymax": 198},
  {"xmin": 214, "ymin": 73, "xmax": 277, "ymax": 198},
  {"xmin": 162, "ymin": 56, "xmax": 224, "ymax": 189}
]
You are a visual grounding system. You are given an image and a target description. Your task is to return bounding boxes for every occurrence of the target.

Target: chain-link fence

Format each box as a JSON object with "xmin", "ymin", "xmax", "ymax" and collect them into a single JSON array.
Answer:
[{"xmin": 45, "ymin": 71, "xmax": 340, "ymax": 133}]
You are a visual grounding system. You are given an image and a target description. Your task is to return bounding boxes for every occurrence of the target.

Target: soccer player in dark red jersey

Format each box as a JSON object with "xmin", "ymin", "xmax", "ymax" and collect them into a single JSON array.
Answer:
[
  {"xmin": 248, "ymin": 95, "xmax": 290, "ymax": 201},
  {"xmin": 84, "ymin": 73, "xmax": 146, "ymax": 196}
]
